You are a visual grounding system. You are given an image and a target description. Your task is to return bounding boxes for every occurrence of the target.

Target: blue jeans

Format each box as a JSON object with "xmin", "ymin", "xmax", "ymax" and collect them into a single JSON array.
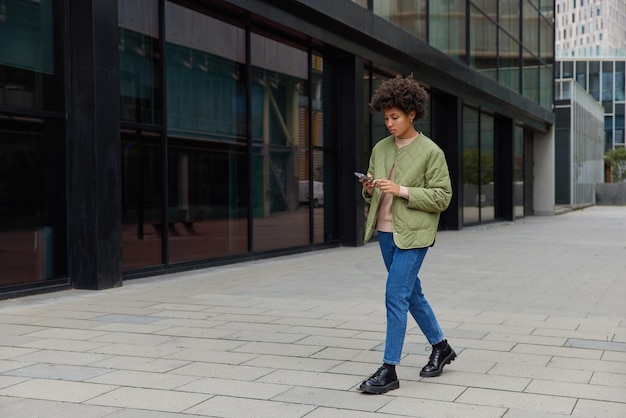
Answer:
[{"xmin": 378, "ymin": 232, "xmax": 445, "ymax": 365}]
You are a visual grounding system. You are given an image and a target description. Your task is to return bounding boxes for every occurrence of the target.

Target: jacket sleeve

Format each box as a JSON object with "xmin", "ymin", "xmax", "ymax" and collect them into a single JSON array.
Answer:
[{"xmin": 406, "ymin": 149, "xmax": 452, "ymax": 213}]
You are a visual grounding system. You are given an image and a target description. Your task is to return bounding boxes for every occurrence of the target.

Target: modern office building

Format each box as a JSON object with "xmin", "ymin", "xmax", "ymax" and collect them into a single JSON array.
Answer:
[
  {"xmin": 554, "ymin": 79, "xmax": 604, "ymax": 207},
  {"xmin": 555, "ymin": 0, "xmax": 626, "ymax": 58},
  {"xmin": 555, "ymin": 59, "xmax": 625, "ymax": 152},
  {"xmin": 0, "ymin": 0, "xmax": 555, "ymax": 298}
]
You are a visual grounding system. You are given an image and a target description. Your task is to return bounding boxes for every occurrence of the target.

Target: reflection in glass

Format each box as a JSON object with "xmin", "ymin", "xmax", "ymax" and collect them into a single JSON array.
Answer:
[
  {"xmin": 480, "ymin": 113, "xmax": 494, "ymax": 222},
  {"xmin": 500, "ymin": 0, "xmax": 520, "ymax": 41},
  {"xmin": 469, "ymin": 5, "xmax": 497, "ymax": 79},
  {"xmin": 462, "ymin": 107, "xmax": 480, "ymax": 225},
  {"xmin": 165, "ymin": 2, "xmax": 248, "ymax": 262},
  {"xmin": 602, "ymin": 61, "xmax": 613, "ymax": 102},
  {"xmin": 250, "ymin": 33, "xmax": 309, "ymax": 252},
  {"xmin": 0, "ymin": 115, "xmax": 67, "ymax": 288},
  {"xmin": 615, "ymin": 62, "xmax": 625, "ymax": 101},
  {"xmin": 121, "ymin": 130, "xmax": 163, "ymax": 269},
  {"xmin": 429, "ymin": 0, "xmax": 465, "ymax": 61},
  {"xmin": 0, "ymin": 0, "xmax": 59, "ymax": 110},
  {"xmin": 118, "ymin": 0, "xmax": 161, "ymax": 124},
  {"xmin": 499, "ymin": 30, "xmax": 520, "ymax": 92},
  {"xmin": 311, "ymin": 55, "xmax": 327, "ymax": 244},
  {"xmin": 374, "ymin": 0, "xmax": 427, "ymax": 41}
]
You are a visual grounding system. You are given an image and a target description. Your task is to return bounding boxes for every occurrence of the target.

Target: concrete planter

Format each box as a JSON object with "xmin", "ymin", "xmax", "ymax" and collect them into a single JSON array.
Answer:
[{"xmin": 595, "ymin": 183, "xmax": 626, "ymax": 205}]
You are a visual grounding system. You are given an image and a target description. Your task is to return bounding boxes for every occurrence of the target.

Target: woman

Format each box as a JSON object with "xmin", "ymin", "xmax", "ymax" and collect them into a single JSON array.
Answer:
[{"xmin": 357, "ymin": 75, "xmax": 455, "ymax": 394}]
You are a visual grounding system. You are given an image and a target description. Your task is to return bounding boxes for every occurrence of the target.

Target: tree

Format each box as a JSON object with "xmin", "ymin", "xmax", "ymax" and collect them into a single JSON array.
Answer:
[{"xmin": 604, "ymin": 148, "xmax": 626, "ymax": 182}]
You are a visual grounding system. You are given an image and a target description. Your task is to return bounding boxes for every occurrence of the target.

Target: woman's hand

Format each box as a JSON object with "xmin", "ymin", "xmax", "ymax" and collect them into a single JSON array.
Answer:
[
  {"xmin": 360, "ymin": 173, "xmax": 377, "ymax": 195},
  {"xmin": 375, "ymin": 179, "xmax": 400, "ymax": 196}
]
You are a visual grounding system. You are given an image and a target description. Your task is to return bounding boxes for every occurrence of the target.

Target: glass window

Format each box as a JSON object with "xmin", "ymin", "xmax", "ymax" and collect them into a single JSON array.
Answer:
[
  {"xmin": 522, "ymin": 1, "xmax": 540, "ymax": 59},
  {"xmin": 589, "ymin": 61, "xmax": 599, "ymax": 100},
  {"xmin": 121, "ymin": 130, "xmax": 163, "ymax": 269},
  {"xmin": 562, "ymin": 61, "xmax": 573, "ymax": 78},
  {"xmin": 0, "ymin": 115, "xmax": 67, "ymax": 288},
  {"xmin": 539, "ymin": 65, "xmax": 554, "ymax": 109},
  {"xmin": 500, "ymin": 0, "xmax": 520, "ymax": 41},
  {"xmin": 480, "ymin": 113, "xmax": 495, "ymax": 222},
  {"xmin": 311, "ymin": 54, "xmax": 328, "ymax": 244},
  {"xmin": 539, "ymin": 15, "xmax": 554, "ymax": 64},
  {"xmin": 429, "ymin": 0, "xmax": 466, "ymax": 61},
  {"xmin": 575, "ymin": 61, "xmax": 587, "ymax": 89},
  {"xmin": 605, "ymin": 116, "xmax": 613, "ymax": 152},
  {"xmin": 470, "ymin": 5, "xmax": 498, "ymax": 80},
  {"xmin": 521, "ymin": 49, "xmax": 539, "ymax": 103},
  {"xmin": 118, "ymin": 0, "xmax": 161, "ymax": 124},
  {"xmin": 374, "ymin": 0, "xmax": 427, "ymax": 41},
  {"xmin": 250, "ymin": 33, "xmax": 310, "ymax": 252},
  {"xmin": 615, "ymin": 62, "xmax": 625, "ymax": 101},
  {"xmin": 499, "ymin": 30, "xmax": 520, "ymax": 92},
  {"xmin": 0, "ymin": 0, "xmax": 61, "ymax": 111},
  {"xmin": 616, "ymin": 104, "xmax": 625, "ymax": 144},
  {"xmin": 165, "ymin": 2, "xmax": 248, "ymax": 262},
  {"xmin": 463, "ymin": 106, "xmax": 480, "ymax": 225},
  {"xmin": 602, "ymin": 61, "xmax": 613, "ymax": 102}
]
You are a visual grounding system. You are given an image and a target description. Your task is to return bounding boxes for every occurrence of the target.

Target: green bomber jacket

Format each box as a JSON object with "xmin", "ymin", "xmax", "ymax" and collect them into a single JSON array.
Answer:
[{"xmin": 362, "ymin": 133, "xmax": 452, "ymax": 249}]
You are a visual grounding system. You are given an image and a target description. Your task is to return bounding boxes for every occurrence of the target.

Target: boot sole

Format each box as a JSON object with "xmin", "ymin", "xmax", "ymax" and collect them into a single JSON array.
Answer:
[
  {"xmin": 358, "ymin": 379, "xmax": 400, "ymax": 394},
  {"xmin": 419, "ymin": 349, "xmax": 456, "ymax": 377}
]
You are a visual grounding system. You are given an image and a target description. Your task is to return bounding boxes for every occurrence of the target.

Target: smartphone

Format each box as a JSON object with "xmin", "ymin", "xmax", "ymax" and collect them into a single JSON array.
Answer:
[{"xmin": 354, "ymin": 172, "xmax": 374, "ymax": 183}]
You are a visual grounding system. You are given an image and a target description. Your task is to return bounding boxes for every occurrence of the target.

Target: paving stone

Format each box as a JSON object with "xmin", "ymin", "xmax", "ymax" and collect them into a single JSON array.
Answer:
[
  {"xmin": 86, "ymin": 387, "xmax": 209, "ymax": 412},
  {"xmin": 571, "ymin": 399, "xmax": 626, "ymax": 418},
  {"xmin": 566, "ymin": 338, "xmax": 626, "ymax": 352},
  {"xmin": 456, "ymin": 387, "xmax": 576, "ymax": 414},
  {"xmin": 184, "ymin": 395, "xmax": 316, "ymax": 417}
]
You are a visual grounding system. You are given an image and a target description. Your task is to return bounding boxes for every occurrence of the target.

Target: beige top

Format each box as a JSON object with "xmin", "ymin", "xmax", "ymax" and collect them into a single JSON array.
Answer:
[{"xmin": 376, "ymin": 135, "xmax": 415, "ymax": 232}]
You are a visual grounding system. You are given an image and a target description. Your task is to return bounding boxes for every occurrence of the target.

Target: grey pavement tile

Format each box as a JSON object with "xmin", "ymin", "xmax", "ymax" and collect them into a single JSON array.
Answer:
[
  {"xmin": 92, "ymin": 314, "xmax": 165, "ymax": 324},
  {"xmin": 379, "ymin": 397, "xmax": 506, "ymax": 418},
  {"xmin": 0, "ymin": 375, "xmax": 29, "ymax": 389},
  {"xmin": 232, "ymin": 341, "xmax": 324, "ymax": 357},
  {"xmin": 0, "ymin": 335, "xmax": 38, "ymax": 346},
  {"xmin": 296, "ymin": 335, "xmax": 379, "ymax": 350},
  {"xmin": 391, "ymin": 380, "xmax": 467, "ymax": 401},
  {"xmin": 502, "ymin": 409, "xmax": 578, "ymax": 418},
  {"xmin": 589, "ymin": 371, "xmax": 626, "ymax": 387},
  {"xmin": 18, "ymin": 337, "xmax": 110, "ymax": 352},
  {"xmin": 86, "ymin": 387, "xmax": 209, "ymax": 412},
  {"xmin": 12, "ymin": 349, "xmax": 111, "ymax": 366},
  {"xmin": 92, "ymin": 322, "xmax": 172, "ymax": 334},
  {"xmin": 147, "ymin": 317, "xmax": 226, "ymax": 328},
  {"xmin": 512, "ymin": 343, "xmax": 603, "ymax": 360},
  {"xmin": 549, "ymin": 357, "xmax": 626, "ymax": 374},
  {"xmin": 0, "ymin": 398, "xmax": 118, "ymax": 418},
  {"xmin": 171, "ymin": 362, "xmax": 275, "ymax": 381},
  {"xmin": 456, "ymin": 387, "xmax": 576, "ymax": 414},
  {"xmin": 222, "ymin": 330, "xmax": 307, "ymax": 344},
  {"xmin": 309, "ymin": 347, "xmax": 362, "ymax": 361},
  {"xmin": 165, "ymin": 348, "xmax": 258, "ymax": 364},
  {"xmin": 159, "ymin": 336, "xmax": 246, "ymax": 351},
  {"xmin": 87, "ymin": 342, "xmax": 182, "ymax": 358},
  {"xmin": 602, "ymin": 350, "xmax": 626, "ymax": 362},
  {"xmin": 0, "ymin": 323, "xmax": 46, "ymax": 335},
  {"xmin": 456, "ymin": 322, "xmax": 536, "ymax": 335},
  {"xmin": 103, "ymin": 409, "xmax": 200, "ymax": 418},
  {"xmin": 272, "ymin": 386, "xmax": 393, "ymax": 412},
  {"xmin": 21, "ymin": 328, "xmax": 109, "ymax": 341},
  {"xmin": 428, "ymin": 370, "xmax": 531, "ymax": 391},
  {"xmin": 176, "ymin": 377, "xmax": 291, "ymax": 399},
  {"xmin": 287, "ymin": 325, "xmax": 364, "ymax": 338},
  {"xmin": 4, "ymin": 363, "xmax": 112, "ymax": 381},
  {"xmin": 148, "ymin": 310, "xmax": 213, "ymax": 320},
  {"xmin": 483, "ymin": 332, "xmax": 568, "ymax": 346},
  {"xmin": 184, "ymin": 395, "xmax": 316, "ymax": 417},
  {"xmin": 526, "ymin": 379, "xmax": 626, "ymax": 403},
  {"xmin": 303, "ymin": 407, "xmax": 408, "ymax": 418},
  {"xmin": 271, "ymin": 316, "xmax": 349, "ymax": 328},
  {"xmin": 0, "ymin": 360, "xmax": 32, "ymax": 374},
  {"xmin": 532, "ymin": 327, "xmax": 615, "ymax": 342},
  {"xmin": 458, "ymin": 348, "xmax": 551, "ymax": 366},
  {"xmin": 242, "ymin": 354, "xmax": 342, "ymax": 372},
  {"xmin": 489, "ymin": 363, "xmax": 592, "ymax": 383},
  {"xmin": 0, "ymin": 378, "xmax": 117, "ymax": 403},
  {"xmin": 89, "ymin": 355, "xmax": 190, "ymax": 373},
  {"xmin": 258, "ymin": 369, "xmax": 362, "ymax": 391},
  {"xmin": 0, "ymin": 315, "xmax": 45, "ymax": 325},
  {"xmin": 566, "ymin": 338, "xmax": 626, "ymax": 352},
  {"xmin": 87, "ymin": 370, "xmax": 199, "ymax": 390},
  {"xmin": 30, "ymin": 318, "xmax": 107, "ymax": 329},
  {"xmin": 89, "ymin": 331, "xmax": 176, "ymax": 346},
  {"xmin": 572, "ymin": 399, "xmax": 626, "ymax": 418},
  {"xmin": 153, "ymin": 326, "xmax": 237, "ymax": 339}
]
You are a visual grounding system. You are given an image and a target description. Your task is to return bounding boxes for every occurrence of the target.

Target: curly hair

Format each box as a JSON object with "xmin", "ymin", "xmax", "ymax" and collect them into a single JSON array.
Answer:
[{"xmin": 369, "ymin": 74, "xmax": 428, "ymax": 120}]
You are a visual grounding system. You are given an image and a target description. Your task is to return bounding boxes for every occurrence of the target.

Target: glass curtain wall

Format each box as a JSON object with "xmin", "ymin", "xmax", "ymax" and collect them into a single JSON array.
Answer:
[
  {"xmin": 250, "ymin": 34, "xmax": 310, "ymax": 252},
  {"xmin": 119, "ymin": 0, "xmax": 163, "ymax": 269},
  {"xmin": 373, "ymin": 0, "xmax": 428, "ymax": 41},
  {"xmin": 462, "ymin": 106, "xmax": 494, "ymax": 225},
  {"xmin": 165, "ymin": 3, "xmax": 248, "ymax": 262},
  {"xmin": 429, "ymin": 0, "xmax": 466, "ymax": 61},
  {"xmin": 0, "ymin": 0, "xmax": 67, "ymax": 290},
  {"xmin": 513, "ymin": 125, "xmax": 524, "ymax": 218},
  {"xmin": 120, "ymin": 1, "xmax": 331, "ymax": 271}
]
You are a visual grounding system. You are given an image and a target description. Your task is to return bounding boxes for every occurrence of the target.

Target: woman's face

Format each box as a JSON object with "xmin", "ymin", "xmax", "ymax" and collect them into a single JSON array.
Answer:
[{"xmin": 382, "ymin": 107, "xmax": 415, "ymax": 139}]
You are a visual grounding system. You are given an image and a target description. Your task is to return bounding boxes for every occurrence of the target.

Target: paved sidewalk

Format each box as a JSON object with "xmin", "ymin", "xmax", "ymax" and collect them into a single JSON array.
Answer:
[{"xmin": 1, "ymin": 206, "xmax": 625, "ymax": 418}]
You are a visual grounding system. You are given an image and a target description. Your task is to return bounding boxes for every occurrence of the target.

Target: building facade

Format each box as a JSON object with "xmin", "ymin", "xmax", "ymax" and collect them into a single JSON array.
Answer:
[
  {"xmin": 555, "ymin": 59, "xmax": 626, "ymax": 152},
  {"xmin": 555, "ymin": 0, "xmax": 626, "ymax": 58},
  {"xmin": 554, "ymin": 79, "xmax": 604, "ymax": 207},
  {"xmin": 0, "ymin": 0, "xmax": 555, "ymax": 298}
]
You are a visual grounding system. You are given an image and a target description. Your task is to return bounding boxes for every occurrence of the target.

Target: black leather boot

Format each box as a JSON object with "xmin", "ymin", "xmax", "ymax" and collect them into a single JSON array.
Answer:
[
  {"xmin": 420, "ymin": 340, "xmax": 456, "ymax": 377},
  {"xmin": 358, "ymin": 364, "xmax": 399, "ymax": 394}
]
